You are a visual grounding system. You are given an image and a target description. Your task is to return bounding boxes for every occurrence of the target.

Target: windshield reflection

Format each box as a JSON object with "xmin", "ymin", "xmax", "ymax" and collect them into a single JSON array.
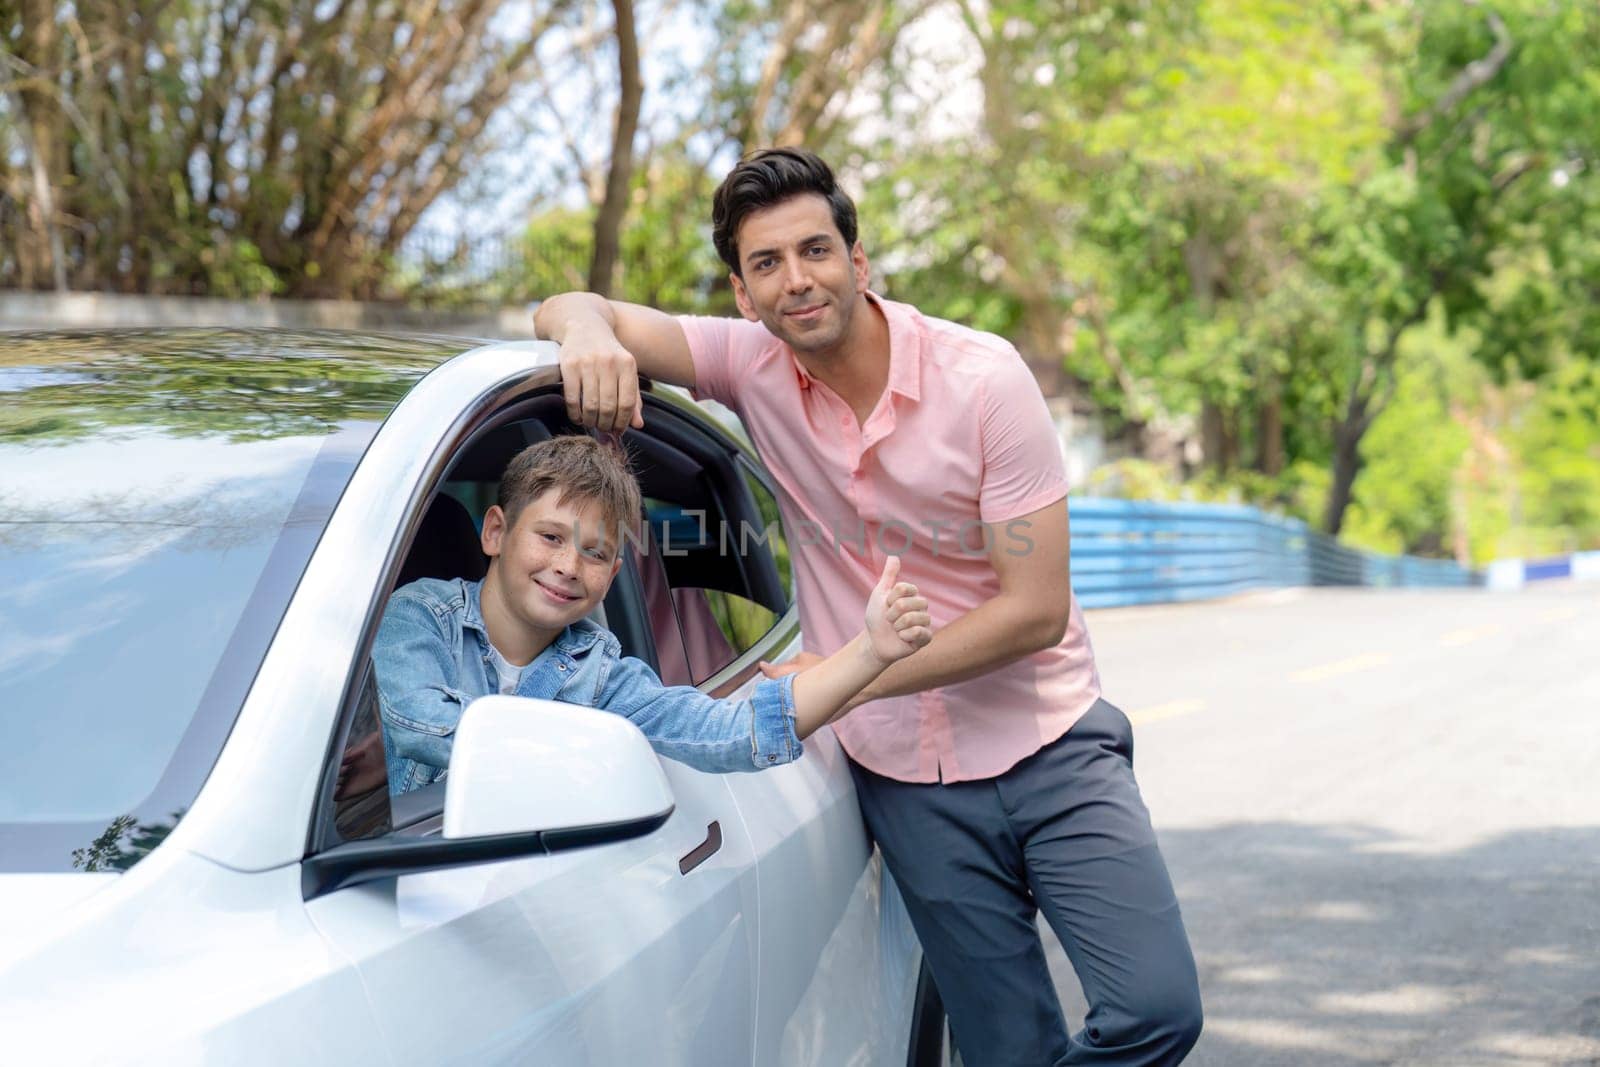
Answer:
[
  {"xmin": 0, "ymin": 329, "xmax": 460, "ymax": 872},
  {"xmin": 71, "ymin": 812, "xmax": 184, "ymax": 873},
  {"xmin": 0, "ymin": 329, "xmax": 454, "ymax": 445},
  {"xmin": 0, "ymin": 432, "xmax": 328, "ymax": 823}
]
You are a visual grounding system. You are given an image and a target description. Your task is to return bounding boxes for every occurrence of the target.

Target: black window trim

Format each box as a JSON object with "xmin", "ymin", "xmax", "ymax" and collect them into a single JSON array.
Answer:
[{"xmin": 630, "ymin": 398, "xmax": 789, "ymax": 616}]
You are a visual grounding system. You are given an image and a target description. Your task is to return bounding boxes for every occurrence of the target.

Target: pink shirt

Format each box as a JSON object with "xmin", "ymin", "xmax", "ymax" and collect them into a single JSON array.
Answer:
[{"xmin": 679, "ymin": 294, "xmax": 1101, "ymax": 783}]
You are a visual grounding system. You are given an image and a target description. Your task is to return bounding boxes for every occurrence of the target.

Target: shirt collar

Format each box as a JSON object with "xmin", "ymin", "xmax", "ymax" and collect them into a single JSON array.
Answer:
[
  {"xmin": 878, "ymin": 293, "xmax": 923, "ymax": 403},
  {"xmin": 463, "ymin": 578, "xmax": 488, "ymax": 635},
  {"xmin": 554, "ymin": 617, "xmax": 608, "ymax": 655},
  {"xmin": 789, "ymin": 291, "xmax": 922, "ymax": 403}
]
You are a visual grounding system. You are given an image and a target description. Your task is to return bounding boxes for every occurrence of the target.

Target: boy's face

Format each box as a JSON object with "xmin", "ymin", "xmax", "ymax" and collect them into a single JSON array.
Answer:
[
  {"xmin": 729, "ymin": 192, "xmax": 870, "ymax": 356},
  {"xmin": 481, "ymin": 489, "xmax": 623, "ymax": 636}
]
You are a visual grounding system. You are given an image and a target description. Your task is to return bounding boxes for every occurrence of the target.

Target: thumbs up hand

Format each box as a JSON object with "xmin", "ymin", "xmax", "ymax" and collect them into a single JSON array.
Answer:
[{"xmin": 864, "ymin": 555, "xmax": 933, "ymax": 665}]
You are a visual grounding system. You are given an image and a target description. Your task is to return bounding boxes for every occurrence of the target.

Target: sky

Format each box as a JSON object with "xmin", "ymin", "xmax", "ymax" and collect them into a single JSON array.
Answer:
[{"xmin": 405, "ymin": 0, "xmax": 986, "ymax": 256}]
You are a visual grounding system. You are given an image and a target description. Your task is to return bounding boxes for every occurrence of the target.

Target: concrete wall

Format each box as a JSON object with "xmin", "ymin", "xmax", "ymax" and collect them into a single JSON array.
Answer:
[{"xmin": 0, "ymin": 291, "xmax": 537, "ymax": 339}]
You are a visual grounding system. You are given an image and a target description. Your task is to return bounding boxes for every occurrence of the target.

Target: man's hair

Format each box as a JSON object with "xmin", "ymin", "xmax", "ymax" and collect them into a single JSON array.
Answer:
[
  {"xmin": 712, "ymin": 147, "xmax": 859, "ymax": 277},
  {"xmin": 497, "ymin": 434, "xmax": 641, "ymax": 555}
]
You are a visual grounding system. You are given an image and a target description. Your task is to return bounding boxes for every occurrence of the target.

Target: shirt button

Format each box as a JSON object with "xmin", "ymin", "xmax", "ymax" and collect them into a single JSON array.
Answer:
[
  {"xmin": 558, "ymin": 664, "xmax": 567, "ymax": 671},
  {"xmin": 768, "ymin": 754, "xmax": 778, "ymax": 763}
]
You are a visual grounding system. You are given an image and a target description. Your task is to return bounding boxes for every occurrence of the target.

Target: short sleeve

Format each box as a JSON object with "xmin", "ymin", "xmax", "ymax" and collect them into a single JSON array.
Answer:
[
  {"xmin": 977, "ymin": 351, "xmax": 1069, "ymax": 524},
  {"xmin": 677, "ymin": 315, "xmax": 768, "ymax": 412}
]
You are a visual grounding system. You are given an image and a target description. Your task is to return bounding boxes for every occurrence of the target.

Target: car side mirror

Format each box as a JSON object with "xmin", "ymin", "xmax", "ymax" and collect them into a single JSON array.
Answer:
[
  {"xmin": 302, "ymin": 697, "xmax": 674, "ymax": 899},
  {"xmin": 444, "ymin": 695, "xmax": 674, "ymax": 840}
]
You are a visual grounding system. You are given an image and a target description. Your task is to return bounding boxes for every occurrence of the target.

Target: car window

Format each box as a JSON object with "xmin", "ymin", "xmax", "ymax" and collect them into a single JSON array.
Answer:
[
  {"xmin": 319, "ymin": 398, "xmax": 665, "ymax": 825},
  {"xmin": 738, "ymin": 456, "xmax": 792, "ymax": 603},
  {"xmin": 330, "ymin": 667, "xmax": 392, "ymax": 842},
  {"xmin": 630, "ymin": 404, "xmax": 793, "ymax": 683},
  {"xmin": 310, "ymin": 390, "xmax": 799, "ymax": 841},
  {"xmin": 643, "ymin": 497, "xmax": 751, "ymax": 682}
]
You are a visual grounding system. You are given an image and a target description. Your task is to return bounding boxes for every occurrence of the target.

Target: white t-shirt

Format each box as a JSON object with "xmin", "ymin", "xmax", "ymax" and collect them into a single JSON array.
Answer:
[{"xmin": 486, "ymin": 643, "xmax": 529, "ymax": 696}]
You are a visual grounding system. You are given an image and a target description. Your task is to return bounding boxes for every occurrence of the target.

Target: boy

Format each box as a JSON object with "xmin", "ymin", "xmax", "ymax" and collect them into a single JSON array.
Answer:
[{"xmin": 355, "ymin": 433, "xmax": 931, "ymax": 797}]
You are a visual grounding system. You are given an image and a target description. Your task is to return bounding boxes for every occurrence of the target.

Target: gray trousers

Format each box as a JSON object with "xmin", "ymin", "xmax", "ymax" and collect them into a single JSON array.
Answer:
[{"xmin": 849, "ymin": 699, "xmax": 1202, "ymax": 1066}]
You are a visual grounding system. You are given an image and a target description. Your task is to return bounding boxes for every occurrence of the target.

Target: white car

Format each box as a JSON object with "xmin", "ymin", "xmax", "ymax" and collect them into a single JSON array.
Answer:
[{"xmin": 0, "ymin": 329, "xmax": 952, "ymax": 1065}]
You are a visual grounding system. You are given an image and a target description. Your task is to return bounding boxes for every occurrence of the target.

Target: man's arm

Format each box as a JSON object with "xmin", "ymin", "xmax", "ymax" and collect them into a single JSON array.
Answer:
[
  {"xmin": 533, "ymin": 292, "xmax": 697, "ymax": 431},
  {"xmin": 830, "ymin": 499, "xmax": 1072, "ymax": 709}
]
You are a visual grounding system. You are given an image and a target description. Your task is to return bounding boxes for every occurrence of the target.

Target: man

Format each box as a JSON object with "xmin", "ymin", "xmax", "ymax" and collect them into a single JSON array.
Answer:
[{"xmin": 534, "ymin": 148, "xmax": 1202, "ymax": 1065}]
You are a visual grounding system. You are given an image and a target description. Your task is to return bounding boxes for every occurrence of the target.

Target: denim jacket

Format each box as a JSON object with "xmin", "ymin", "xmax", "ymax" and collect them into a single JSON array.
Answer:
[{"xmin": 372, "ymin": 577, "xmax": 803, "ymax": 795}]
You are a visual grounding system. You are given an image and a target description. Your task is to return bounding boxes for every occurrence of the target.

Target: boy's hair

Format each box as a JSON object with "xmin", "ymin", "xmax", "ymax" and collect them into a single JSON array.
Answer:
[
  {"xmin": 712, "ymin": 147, "xmax": 859, "ymax": 277},
  {"xmin": 497, "ymin": 434, "xmax": 641, "ymax": 555}
]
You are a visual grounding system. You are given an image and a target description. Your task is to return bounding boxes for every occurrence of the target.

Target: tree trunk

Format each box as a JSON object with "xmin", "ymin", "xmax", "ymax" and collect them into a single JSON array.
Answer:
[
  {"xmin": 1257, "ymin": 380, "xmax": 1283, "ymax": 475},
  {"xmin": 1201, "ymin": 401, "xmax": 1227, "ymax": 473},
  {"xmin": 1323, "ymin": 414, "xmax": 1365, "ymax": 536},
  {"xmin": 1186, "ymin": 230, "xmax": 1230, "ymax": 472},
  {"xmin": 1322, "ymin": 303, "xmax": 1425, "ymax": 534},
  {"xmin": 1223, "ymin": 408, "xmax": 1241, "ymax": 471},
  {"xmin": 1016, "ymin": 296, "xmax": 1067, "ymax": 398},
  {"xmin": 15, "ymin": 0, "xmax": 66, "ymax": 290},
  {"xmin": 588, "ymin": 0, "xmax": 642, "ymax": 297},
  {"xmin": 970, "ymin": 13, "xmax": 1079, "ymax": 407}
]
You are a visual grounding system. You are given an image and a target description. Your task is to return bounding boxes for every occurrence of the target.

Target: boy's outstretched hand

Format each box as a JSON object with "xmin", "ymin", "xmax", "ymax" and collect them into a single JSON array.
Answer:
[
  {"xmin": 865, "ymin": 555, "xmax": 933, "ymax": 664},
  {"xmin": 778, "ymin": 555, "xmax": 934, "ymax": 738}
]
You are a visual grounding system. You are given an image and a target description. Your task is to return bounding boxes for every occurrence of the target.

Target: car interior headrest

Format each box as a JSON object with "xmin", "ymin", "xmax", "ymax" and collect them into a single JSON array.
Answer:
[{"xmin": 396, "ymin": 493, "xmax": 487, "ymax": 588}]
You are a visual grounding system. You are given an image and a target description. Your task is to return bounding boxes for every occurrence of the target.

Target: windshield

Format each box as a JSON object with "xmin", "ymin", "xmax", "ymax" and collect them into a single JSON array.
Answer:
[
  {"xmin": 0, "ymin": 428, "xmax": 372, "ymax": 871},
  {"xmin": 0, "ymin": 329, "xmax": 457, "ymax": 872}
]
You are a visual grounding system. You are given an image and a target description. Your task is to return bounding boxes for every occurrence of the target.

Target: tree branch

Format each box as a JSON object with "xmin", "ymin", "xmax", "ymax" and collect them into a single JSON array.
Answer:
[{"xmin": 1399, "ymin": 9, "xmax": 1512, "ymax": 145}]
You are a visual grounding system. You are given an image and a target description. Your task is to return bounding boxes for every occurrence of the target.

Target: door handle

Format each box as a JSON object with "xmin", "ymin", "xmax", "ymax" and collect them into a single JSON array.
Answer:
[{"xmin": 678, "ymin": 821, "xmax": 722, "ymax": 875}]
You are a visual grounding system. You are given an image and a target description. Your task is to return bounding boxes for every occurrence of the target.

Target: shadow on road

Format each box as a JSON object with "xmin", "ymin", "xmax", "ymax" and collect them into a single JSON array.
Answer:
[{"xmin": 1049, "ymin": 822, "xmax": 1600, "ymax": 1065}]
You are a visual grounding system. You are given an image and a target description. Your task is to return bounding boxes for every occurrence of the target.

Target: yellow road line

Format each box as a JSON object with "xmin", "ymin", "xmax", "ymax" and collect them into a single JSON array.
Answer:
[
  {"xmin": 1127, "ymin": 699, "xmax": 1206, "ymax": 724},
  {"xmin": 1537, "ymin": 605, "xmax": 1581, "ymax": 624},
  {"xmin": 1437, "ymin": 624, "xmax": 1503, "ymax": 648},
  {"xmin": 1290, "ymin": 653, "xmax": 1391, "ymax": 683}
]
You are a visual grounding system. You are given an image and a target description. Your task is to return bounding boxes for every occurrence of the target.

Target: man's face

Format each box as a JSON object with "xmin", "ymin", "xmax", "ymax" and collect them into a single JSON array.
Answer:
[
  {"xmin": 481, "ymin": 489, "xmax": 622, "ymax": 636},
  {"xmin": 729, "ymin": 193, "xmax": 871, "ymax": 355}
]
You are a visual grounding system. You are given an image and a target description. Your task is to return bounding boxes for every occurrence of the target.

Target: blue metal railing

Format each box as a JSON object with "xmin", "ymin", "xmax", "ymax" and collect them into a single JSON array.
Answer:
[
  {"xmin": 1067, "ymin": 498, "xmax": 1479, "ymax": 609},
  {"xmin": 1488, "ymin": 550, "xmax": 1598, "ymax": 588}
]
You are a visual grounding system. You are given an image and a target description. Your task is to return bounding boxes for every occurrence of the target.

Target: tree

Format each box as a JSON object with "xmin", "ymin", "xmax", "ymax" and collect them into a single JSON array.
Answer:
[
  {"xmin": 587, "ymin": 0, "xmax": 642, "ymax": 296},
  {"xmin": 497, "ymin": 0, "xmax": 924, "ymax": 307},
  {"xmin": 708, "ymin": 0, "xmax": 922, "ymax": 154},
  {"xmin": 1311, "ymin": 0, "xmax": 1600, "ymax": 534},
  {"xmin": 0, "ymin": 0, "xmax": 573, "ymax": 297}
]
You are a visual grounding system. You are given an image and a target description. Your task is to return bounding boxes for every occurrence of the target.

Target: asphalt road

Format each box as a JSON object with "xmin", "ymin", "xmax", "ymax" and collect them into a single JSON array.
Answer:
[{"xmin": 1042, "ymin": 581, "xmax": 1600, "ymax": 1066}]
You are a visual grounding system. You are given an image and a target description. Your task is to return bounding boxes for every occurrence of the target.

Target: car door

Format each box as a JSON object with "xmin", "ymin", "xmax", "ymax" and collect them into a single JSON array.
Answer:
[
  {"xmin": 302, "ymin": 392, "xmax": 759, "ymax": 1065},
  {"xmin": 634, "ymin": 396, "xmax": 920, "ymax": 1063},
  {"xmin": 717, "ymin": 470, "xmax": 919, "ymax": 1065},
  {"xmin": 305, "ymin": 751, "xmax": 759, "ymax": 1065}
]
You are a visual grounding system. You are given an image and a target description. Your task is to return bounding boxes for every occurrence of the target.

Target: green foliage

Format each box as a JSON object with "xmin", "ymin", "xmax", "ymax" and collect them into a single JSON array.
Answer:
[
  {"xmin": 1344, "ymin": 353, "xmax": 1471, "ymax": 557},
  {"xmin": 1080, "ymin": 459, "xmax": 1186, "ymax": 502},
  {"xmin": 2, "ymin": 0, "xmax": 565, "ymax": 297},
  {"xmin": 384, "ymin": 0, "xmax": 1600, "ymax": 563},
  {"xmin": 464, "ymin": 162, "xmax": 731, "ymax": 312},
  {"xmin": 13, "ymin": 0, "xmax": 1594, "ymax": 566},
  {"xmin": 1513, "ymin": 360, "xmax": 1600, "ymax": 549},
  {"xmin": 0, "ymin": 332, "xmax": 455, "ymax": 446},
  {"xmin": 875, "ymin": 0, "xmax": 1600, "ymax": 560}
]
